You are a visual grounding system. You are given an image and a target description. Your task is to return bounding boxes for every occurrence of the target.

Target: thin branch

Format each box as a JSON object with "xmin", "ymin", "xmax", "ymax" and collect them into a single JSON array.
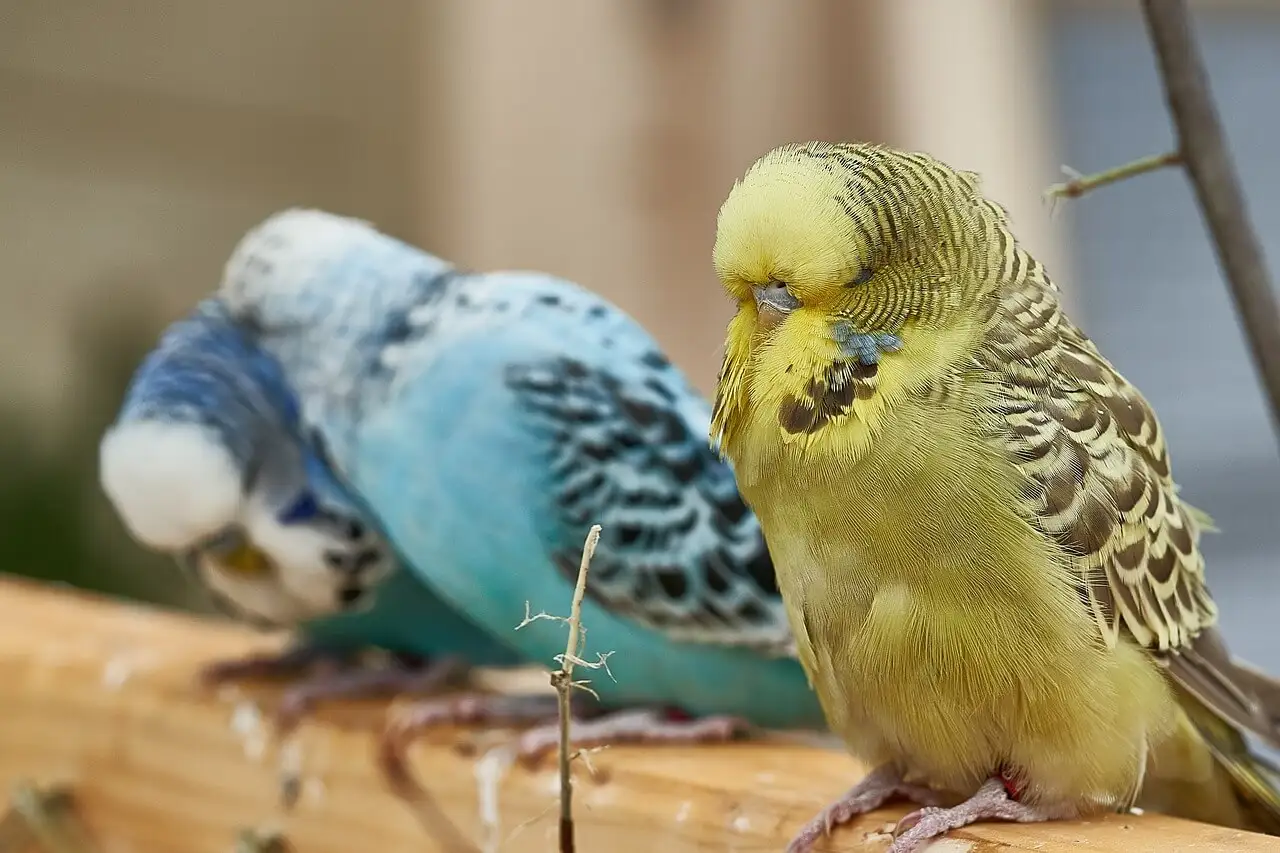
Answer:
[
  {"xmin": 1044, "ymin": 151, "xmax": 1181, "ymax": 200},
  {"xmin": 553, "ymin": 524, "xmax": 602, "ymax": 853},
  {"xmin": 1140, "ymin": 0, "xmax": 1280, "ymax": 442}
]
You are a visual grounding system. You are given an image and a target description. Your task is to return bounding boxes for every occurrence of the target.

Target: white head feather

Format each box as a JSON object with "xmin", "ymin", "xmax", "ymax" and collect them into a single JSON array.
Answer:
[{"xmin": 99, "ymin": 420, "xmax": 242, "ymax": 550}]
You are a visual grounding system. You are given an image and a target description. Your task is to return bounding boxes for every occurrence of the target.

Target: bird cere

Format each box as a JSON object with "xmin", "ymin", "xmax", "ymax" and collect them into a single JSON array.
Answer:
[{"xmin": 89, "ymin": 147, "xmax": 1279, "ymax": 852}]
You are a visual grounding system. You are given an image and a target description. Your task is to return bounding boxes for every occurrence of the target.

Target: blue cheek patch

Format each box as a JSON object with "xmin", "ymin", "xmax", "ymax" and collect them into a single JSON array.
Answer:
[
  {"xmin": 277, "ymin": 491, "xmax": 321, "ymax": 524},
  {"xmin": 833, "ymin": 322, "xmax": 903, "ymax": 366}
]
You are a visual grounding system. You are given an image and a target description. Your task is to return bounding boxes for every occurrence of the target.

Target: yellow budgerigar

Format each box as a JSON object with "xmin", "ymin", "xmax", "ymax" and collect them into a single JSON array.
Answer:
[{"xmin": 710, "ymin": 140, "xmax": 1280, "ymax": 852}]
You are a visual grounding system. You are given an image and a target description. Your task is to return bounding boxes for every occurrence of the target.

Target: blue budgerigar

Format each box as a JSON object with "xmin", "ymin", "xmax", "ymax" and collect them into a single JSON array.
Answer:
[
  {"xmin": 99, "ymin": 298, "xmax": 524, "ymax": 729},
  {"xmin": 212, "ymin": 209, "xmax": 828, "ymax": 767}
]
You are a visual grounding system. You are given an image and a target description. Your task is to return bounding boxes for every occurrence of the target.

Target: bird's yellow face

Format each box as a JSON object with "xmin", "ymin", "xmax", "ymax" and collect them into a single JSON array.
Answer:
[{"xmin": 710, "ymin": 142, "xmax": 993, "ymax": 475}]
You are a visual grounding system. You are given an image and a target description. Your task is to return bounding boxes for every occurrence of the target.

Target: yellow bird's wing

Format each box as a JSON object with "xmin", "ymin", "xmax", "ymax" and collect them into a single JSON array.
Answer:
[{"xmin": 978, "ymin": 270, "xmax": 1280, "ymax": 820}]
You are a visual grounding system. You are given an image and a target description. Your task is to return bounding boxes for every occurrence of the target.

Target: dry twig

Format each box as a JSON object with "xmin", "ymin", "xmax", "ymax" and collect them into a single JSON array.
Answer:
[
  {"xmin": 1047, "ymin": 0, "xmax": 1280, "ymax": 443},
  {"xmin": 553, "ymin": 525, "xmax": 602, "ymax": 853},
  {"xmin": 1044, "ymin": 151, "xmax": 1180, "ymax": 200}
]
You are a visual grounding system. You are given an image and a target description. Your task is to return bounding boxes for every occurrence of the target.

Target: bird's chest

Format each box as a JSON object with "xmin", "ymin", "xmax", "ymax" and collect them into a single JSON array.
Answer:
[{"xmin": 753, "ymin": 434, "xmax": 1092, "ymax": 784}]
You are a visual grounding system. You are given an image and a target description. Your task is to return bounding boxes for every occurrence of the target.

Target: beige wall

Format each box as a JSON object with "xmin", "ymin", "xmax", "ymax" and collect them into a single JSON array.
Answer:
[
  {"xmin": 0, "ymin": 0, "xmax": 419, "ymax": 428},
  {"xmin": 1, "ymin": 0, "xmax": 1065, "ymax": 424}
]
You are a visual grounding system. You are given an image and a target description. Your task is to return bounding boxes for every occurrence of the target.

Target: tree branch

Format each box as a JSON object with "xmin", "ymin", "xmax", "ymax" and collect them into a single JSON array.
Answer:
[
  {"xmin": 1140, "ymin": 0, "xmax": 1280, "ymax": 442},
  {"xmin": 1045, "ymin": 151, "xmax": 1181, "ymax": 200}
]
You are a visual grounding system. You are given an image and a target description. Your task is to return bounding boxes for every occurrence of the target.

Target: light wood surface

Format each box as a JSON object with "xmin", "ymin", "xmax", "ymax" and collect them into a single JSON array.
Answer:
[{"xmin": 0, "ymin": 575, "xmax": 1276, "ymax": 852}]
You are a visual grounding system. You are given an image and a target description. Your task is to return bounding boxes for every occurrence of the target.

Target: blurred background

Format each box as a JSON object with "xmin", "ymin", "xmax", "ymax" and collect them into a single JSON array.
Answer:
[{"xmin": 1, "ymin": 0, "xmax": 1277, "ymax": 666}]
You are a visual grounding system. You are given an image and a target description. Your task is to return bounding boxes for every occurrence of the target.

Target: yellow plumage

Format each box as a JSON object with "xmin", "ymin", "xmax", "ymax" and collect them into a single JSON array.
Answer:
[{"xmin": 710, "ymin": 141, "xmax": 1280, "ymax": 850}]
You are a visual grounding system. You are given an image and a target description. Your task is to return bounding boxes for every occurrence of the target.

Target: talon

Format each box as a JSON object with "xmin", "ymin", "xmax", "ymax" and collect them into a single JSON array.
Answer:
[
  {"xmin": 514, "ymin": 708, "xmax": 752, "ymax": 765},
  {"xmin": 378, "ymin": 692, "xmax": 562, "ymax": 793},
  {"xmin": 785, "ymin": 764, "xmax": 947, "ymax": 853},
  {"xmin": 885, "ymin": 777, "xmax": 1077, "ymax": 853}
]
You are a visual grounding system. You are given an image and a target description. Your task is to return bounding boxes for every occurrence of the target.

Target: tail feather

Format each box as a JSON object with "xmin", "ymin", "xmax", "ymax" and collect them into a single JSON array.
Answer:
[
  {"xmin": 1158, "ymin": 625, "xmax": 1280, "ymax": 835},
  {"xmin": 1178, "ymin": 690, "xmax": 1280, "ymax": 836},
  {"xmin": 1167, "ymin": 627, "xmax": 1280, "ymax": 751}
]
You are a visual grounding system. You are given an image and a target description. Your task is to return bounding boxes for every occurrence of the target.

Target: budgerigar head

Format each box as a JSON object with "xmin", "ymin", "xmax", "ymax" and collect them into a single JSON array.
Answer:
[
  {"xmin": 100, "ymin": 305, "xmax": 395, "ymax": 628},
  {"xmin": 710, "ymin": 141, "xmax": 1005, "ymax": 468}
]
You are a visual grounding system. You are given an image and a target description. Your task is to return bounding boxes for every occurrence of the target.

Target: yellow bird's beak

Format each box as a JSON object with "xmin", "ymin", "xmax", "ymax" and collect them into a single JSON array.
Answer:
[
  {"xmin": 219, "ymin": 541, "xmax": 274, "ymax": 577},
  {"xmin": 752, "ymin": 282, "xmax": 800, "ymax": 334}
]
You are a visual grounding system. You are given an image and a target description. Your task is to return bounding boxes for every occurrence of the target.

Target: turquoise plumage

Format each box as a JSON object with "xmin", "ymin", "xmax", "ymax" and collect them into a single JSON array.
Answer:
[
  {"xmin": 99, "ymin": 298, "xmax": 523, "ymax": 726},
  {"xmin": 214, "ymin": 210, "xmax": 826, "ymax": 754}
]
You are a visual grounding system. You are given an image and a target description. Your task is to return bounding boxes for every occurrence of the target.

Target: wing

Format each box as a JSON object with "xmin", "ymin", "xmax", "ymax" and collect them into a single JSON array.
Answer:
[
  {"xmin": 504, "ymin": 352, "xmax": 794, "ymax": 656},
  {"xmin": 981, "ymin": 263, "xmax": 1280, "ymax": 749}
]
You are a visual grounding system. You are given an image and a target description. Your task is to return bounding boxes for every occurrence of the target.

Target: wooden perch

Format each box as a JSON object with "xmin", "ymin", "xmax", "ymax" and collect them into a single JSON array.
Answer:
[{"xmin": 0, "ymin": 576, "xmax": 1276, "ymax": 853}]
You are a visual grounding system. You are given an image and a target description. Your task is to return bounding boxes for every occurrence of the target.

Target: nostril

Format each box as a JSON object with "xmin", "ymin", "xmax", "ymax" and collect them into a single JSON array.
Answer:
[{"xmin": 352, "ymin": 549, "xmax": 382, "ymax": 573}]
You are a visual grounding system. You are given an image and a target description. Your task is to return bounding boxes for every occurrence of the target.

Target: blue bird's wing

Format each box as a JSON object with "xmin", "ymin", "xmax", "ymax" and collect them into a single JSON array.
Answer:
[
  {"xmin": 107, "ymin": 298, "xmax": 522, "ymax": 666},
  {"xmin": 504, "ymin": 353, "xmax": 795, "ymax": 657},
  {"xmin": 217, "ymin": 209, "xmax": 824, "ymax": 728}
]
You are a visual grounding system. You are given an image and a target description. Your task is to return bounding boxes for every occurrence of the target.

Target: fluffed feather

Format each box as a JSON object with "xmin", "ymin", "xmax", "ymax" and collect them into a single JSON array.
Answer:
[
  {"xmin": 213, "ymin": 208, "xmax": 826, "ymax": 731},
  {"xmin": 710, "ymin": 141, "xmax": 1280, "ymax": 847}
]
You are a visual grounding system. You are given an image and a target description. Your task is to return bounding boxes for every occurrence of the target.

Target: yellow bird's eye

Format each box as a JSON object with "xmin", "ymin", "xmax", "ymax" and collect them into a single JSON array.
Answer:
[{"xmin": 220, "ymin": 541, "xmax": 274, "ymax": 577}]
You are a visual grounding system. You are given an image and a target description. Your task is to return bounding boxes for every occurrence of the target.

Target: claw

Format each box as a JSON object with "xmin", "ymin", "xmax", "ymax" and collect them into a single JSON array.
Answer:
[
  {"xmin": 202, "ymin": 644, "xmax": 468, "ymax": 734},
  {"xmin": 785, "ymin": 764, "xmax": 946, "ymax": 853},
  {"xmin": 514, "ymin": 708, "xmax": 752, "ymax": 765},
  {"xmin": 888, "ymin": 777, "xmax": 1077, "ymax": 853}
]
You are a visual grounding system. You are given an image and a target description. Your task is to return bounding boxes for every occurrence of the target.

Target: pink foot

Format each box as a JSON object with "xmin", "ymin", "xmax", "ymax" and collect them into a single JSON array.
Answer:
[
  {"xmin": 786, "ymin": 764, "xmax": 946, "ymax": 853},
  {"xmin": 514, "ymin": 708, "xmax": 753, "ymax": 764},
  {"xmin": 202, "ymin": 645, "xmax": 468, "ymax": 733},
  {"xmin": 200, "ymin": 643, "xmax": 349, "ymax": 685},
  {"xmin": 273, "ymin": 655, "xmax": 468, "ymax": 733},
  {"xmin": 379, "ymin": 692, "xmax": 565, "ymax": 790},
  {"xmin": 379, "ymin": 696, "xmax": 752, "ymax": 792},
  {"xmin": 889, "ymin": 777, "xmax": 1077, "ymax": 853}
]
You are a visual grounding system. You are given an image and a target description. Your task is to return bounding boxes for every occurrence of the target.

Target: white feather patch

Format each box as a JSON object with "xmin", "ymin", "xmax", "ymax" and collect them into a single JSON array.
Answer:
[
  {"xmin": 220, "ymin": 208, "xmax": 375, "ymax": 317},
  {"xmin": 99, "ymin": 420, "xmax": 242, "ymax": 549}
]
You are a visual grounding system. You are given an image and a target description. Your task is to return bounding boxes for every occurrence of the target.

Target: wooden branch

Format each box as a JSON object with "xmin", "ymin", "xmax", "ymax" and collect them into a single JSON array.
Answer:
[
  {"xmin": 1044, "ymin": 151, "xmax": 1181, "ymax": 200},
  {"xmin": 0, "ymin": 576, "xmax": 1275, "ymax": 852},
  {"xmin": 1140, "ymin": 0, "xmax": 1280, "ymax": 442}
]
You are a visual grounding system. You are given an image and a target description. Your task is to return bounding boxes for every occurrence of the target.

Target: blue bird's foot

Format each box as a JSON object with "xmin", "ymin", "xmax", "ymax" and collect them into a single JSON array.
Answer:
[
  {"xmin": 201, "ymin": 644, "xmax": 469, "ymax": 734},
  {"xmin": 378, "ymin": 696, "xmax": 753, "ymax": 792},
  {"xmin": 379, "ymin": 691, "xmax": 570, "ymax": 791},
  {"xmin": 200, "ymin": 643, "xmax": 354, "ymax": 685},
  {"xmin": 785, "ymin": 763, "xmax": 947, "ymax": 853},
  {"xmin": 513, "ymin": 707, "xmax": 754, "ymax": 765},
  {"xmin": 888, "ymin": 777, "xmax": 1076, "ymax": 853}
]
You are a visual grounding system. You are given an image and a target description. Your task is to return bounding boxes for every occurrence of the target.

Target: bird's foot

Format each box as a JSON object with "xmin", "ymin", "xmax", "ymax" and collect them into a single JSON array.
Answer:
[
  {"xmin": 514, "ymin": 707, "xmax": 754, "ymax": 765},
  {"xmin": 272, "ymin": 654, "xmax": 469, "ymax": 734},
  {"xmin": 786, "ymin": 764, "xmax": 946, "ymax": 853},
  {"xmin": 378, "ymin": 696, "xmax": 751, "ymax": 790},
  {"xmin": 203, "ymin": 645, "xmax": 469, "ymax": 734},
  {"xmin": 200, "ymin": 643, "xmax": 351, "ymax": 685},
  {"xmin": 379, "ymin": 691, "xmax": 567, "ymax": 790},
  {"xmin": 888, "ymin": 777, "xmax": 1077, "ymax": 853}
]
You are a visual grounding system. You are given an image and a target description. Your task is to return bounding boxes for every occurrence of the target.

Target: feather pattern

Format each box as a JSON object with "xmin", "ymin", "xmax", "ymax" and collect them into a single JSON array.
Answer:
[
  {"xmin": 103, "ymin": 297, "xmax": 521, "ymax": 664},
  {"xmin": 710, "ymin": 140, "xmax": 1280, "ymax": 835},
  {"xmin": 215, "ymin": 209, "xmax": 824, "ymax": 728}
]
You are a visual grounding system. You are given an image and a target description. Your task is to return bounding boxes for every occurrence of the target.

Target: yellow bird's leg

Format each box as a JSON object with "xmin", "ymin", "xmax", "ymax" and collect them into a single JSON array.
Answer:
[
  {"xmin": 786, "ymin": 764, "xmax": 947, "ymax": 853},
  {"xmin": 888, "ymin": 777, "xmax": 1079, "ymax": 853}
]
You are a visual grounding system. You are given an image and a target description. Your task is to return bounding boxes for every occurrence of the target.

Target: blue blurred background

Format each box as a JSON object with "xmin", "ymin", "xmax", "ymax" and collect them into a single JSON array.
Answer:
[{"xmin": 0, "ymin": 0, "xmax": 1275, "ymax": 666}]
